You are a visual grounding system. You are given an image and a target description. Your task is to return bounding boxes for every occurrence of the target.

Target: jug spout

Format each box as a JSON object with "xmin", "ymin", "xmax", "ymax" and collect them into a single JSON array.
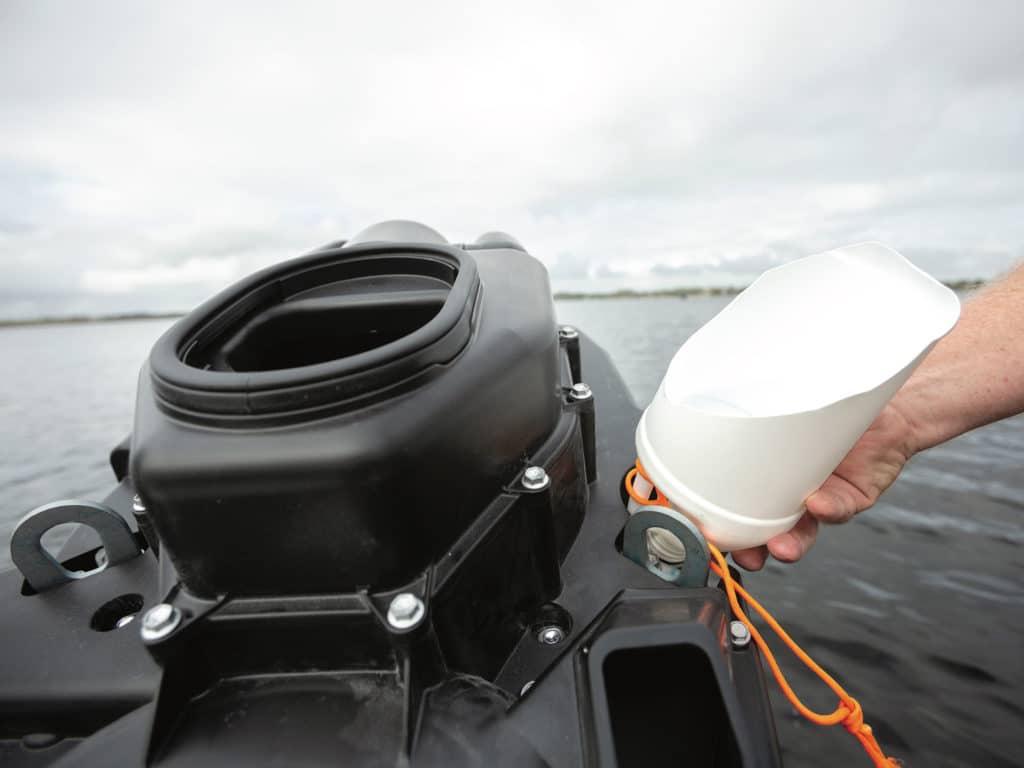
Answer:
[{"xmin": 635, "ymin": 242, "xmax": 961, "ymax": 551}]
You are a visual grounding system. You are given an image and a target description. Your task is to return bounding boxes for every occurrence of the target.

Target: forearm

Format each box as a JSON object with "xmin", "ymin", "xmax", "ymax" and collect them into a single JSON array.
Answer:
[{"xmin": 894, "ymin": 262, "xmax": 1024, "ymax": 454}]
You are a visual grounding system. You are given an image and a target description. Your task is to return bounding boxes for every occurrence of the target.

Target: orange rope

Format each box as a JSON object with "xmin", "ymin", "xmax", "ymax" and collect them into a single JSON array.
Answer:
[{"xmin": 626, "ymin": 460, "xmax": 902, "ymax": 768}]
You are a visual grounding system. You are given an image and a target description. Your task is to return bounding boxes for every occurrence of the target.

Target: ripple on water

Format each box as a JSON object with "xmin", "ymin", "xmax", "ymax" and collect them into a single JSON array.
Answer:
[
  {"xmin": 800, "ymin": 633, "xmax": 903, "ymax": 673},
  {"xmin": 873, "ymin": 503, "xmax": 1024, "ymax": 545},
  {"xmin": 895, "ymin": 605, "xmax": 934, "ymax": 626},
  {"xmin": 823, "ymin": 600, "xmax": 887, "ymax": 619},
  {"xmin": 927, "ymin": 654, "xmax": 999, "ymax": 685},
  {"xmin": 980, "ymin": 479, "xmax": 1024, "ymax": 510},
  {"xmin": 899, "ymin": 464, "xmax": 978, "ymax": 493},
  {"xmin": 987, "ymin": 692, "xmax": 1024, "ymax": 719},
  {"xmin": 919, "ymin": 570, "xmax": 1024, "ymax": 605},
  {"xmin": 844, "ymin": 576, "xmax": 902, "ymax": 602}
]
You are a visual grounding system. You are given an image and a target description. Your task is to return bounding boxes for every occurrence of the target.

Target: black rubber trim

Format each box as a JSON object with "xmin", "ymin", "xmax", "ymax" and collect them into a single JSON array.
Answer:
[{"xmin": 148, "ymin": 242, "xmax": 479, "ymax": 417}]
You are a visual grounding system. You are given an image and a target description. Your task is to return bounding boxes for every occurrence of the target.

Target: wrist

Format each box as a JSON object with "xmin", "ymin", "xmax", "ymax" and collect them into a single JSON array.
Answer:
[
  {"xmin": 889, "ymin": 369, "xmax": 960, "ymax": 455},
  {"xmin": 886, "ymin": 390, "xmax": 924, "ymax": 460}
]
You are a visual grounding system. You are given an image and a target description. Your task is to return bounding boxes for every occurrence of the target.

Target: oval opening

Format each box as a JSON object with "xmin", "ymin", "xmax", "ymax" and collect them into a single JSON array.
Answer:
[
  {"xmin": 184, "ymin": 257, "xmax": 454, "ymax": 374},
  {"xmin": 90, "ymin": 593, "xmax": 145, "ymax": 632}
]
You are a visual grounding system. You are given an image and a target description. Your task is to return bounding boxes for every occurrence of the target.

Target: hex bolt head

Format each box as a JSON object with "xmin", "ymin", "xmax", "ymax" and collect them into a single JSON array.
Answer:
[
  {"xmin": 537, "ymin": 625, "xmax": 565, "ymax": 645},
  {"xmin": 522, "ymin": 466, "xmax": 550, "ymax": 491},
  {"xmin": 387, "ymin": 592, "xmax": 425, "ymax": 630},
  {"xmin": 132, "ymin": 494, "xmax": 146, "ymax": 513},
  {"xmin": 730, "ymin": 620, "xmax": 751, "ymax": 648},
  {"xmin": 140, "ymin": 603, "xmax": 182, "ymax": 643},
  {"xmin": 558, "ymin": 325, "xmax": 579, "ymax": 340},
  {"xmin": 569, "ymin": 382, "xmax": 592, "ymax": 401}
]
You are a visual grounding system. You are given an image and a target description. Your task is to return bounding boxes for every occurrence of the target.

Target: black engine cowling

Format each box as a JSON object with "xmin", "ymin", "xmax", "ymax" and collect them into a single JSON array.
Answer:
[{"xmin": 132, "ymin": 220, "xmax": 589, "ymax": 598}]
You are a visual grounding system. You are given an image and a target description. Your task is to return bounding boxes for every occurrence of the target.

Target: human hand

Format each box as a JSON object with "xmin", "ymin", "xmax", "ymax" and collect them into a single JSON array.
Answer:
[{"xmin": 731, "ymin": 398, "xmax": 918, "ymax": 571}]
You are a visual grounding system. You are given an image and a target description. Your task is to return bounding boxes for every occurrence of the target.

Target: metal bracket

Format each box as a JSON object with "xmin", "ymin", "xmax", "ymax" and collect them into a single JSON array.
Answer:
[
  {"xmin": 622, "ymin": 505, "xmax": 710, "ymax": 587},
  {"xmin": 10, "ymin": 499, "xmax": 141, "ymax": 593}
]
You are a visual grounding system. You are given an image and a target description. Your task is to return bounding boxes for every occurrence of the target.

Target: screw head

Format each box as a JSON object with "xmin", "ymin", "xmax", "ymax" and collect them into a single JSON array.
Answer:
[
  {"xmin": 558, "ymin": 325, "xmax": 579, "ymax": 340},
  {"xmin": 537, "ymin": 625, "xmax": 565, "ymax": 645},
  {"xmin": 132, "ymin": 494, "xmax": 146, "ymax": 513},
  {"xmin": 140, "ymin": 603, "xmax": 181, "ymax": 643},
  {"xmin": 569, "ymin": 382, "xmax": 592, "ymax": 401},
  {"xmin": 387, "ymin": 592, "xmax": 425, "ymax": 630},
  {"xmin": 522, "ymin": 466, "xmax": 550, "ymax": 491},
  {"xmin": 143, "ymin": 603, "xmax": 172, "ymax": 627},
  {"xmin": 730, "ymin": 620, "xmax": 751, "ymax": 648}
]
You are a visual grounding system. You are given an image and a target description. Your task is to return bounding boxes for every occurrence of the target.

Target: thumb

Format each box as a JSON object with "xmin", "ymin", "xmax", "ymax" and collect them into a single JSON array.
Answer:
[{"xmin": 805, "ymin": 478, "xmax": 860, "ymax": 524}]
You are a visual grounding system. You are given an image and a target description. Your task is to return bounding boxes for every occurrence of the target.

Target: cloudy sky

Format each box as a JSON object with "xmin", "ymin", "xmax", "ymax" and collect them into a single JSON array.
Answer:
[{"xmin": 2, "ymin": 1, "xmax": 1022, "ymax": 318}]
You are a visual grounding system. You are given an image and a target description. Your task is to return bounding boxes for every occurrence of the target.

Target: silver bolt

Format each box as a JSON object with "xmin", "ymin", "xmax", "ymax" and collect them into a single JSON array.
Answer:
[
  {"xmin": 569, "ymin": 383, "xmax": 592, "ymax": 401},
  {"xmin": 537, "ymin": 625, "xmax": 565, "ymax": 645},
  {"xmin": 558, "ymin": 325, "xmax": 579, "ymax": 340},
  {"xmin": 520, "ymin": 680, "xmax": 535, "ymax": 696},
  {"xmin": 730, "ymin": 620, "xmax": 751, "ymax": 648},
  {"xmin": 140, "ymin": 603, "xmax": 181, "ymax": 643},
  {"xmin": 387, "ymin": 592, "xmax": 425, "ymax": 630},
  {"xmin": 132, "ymin": 494, "xmax": 146, "ymax": 513},
  {"xmin": 522, "ymin": 466, "xmax": 550, "ymax": 491}
]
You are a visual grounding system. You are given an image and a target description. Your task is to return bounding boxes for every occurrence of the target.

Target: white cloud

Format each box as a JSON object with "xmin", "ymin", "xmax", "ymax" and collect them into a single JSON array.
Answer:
[
  {"xmin": 80, "ymin": 257, "xmax": 240, "ymax": 294},
  {"xmin": 0, "ymin": 0, "xmax": 1022, "ymax": 317}
]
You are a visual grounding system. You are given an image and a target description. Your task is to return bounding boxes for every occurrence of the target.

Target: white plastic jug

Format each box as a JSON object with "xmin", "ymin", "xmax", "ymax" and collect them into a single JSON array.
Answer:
[{"xmin": 635, "ymin": 242, "xmax": 961, "ymax": 551}]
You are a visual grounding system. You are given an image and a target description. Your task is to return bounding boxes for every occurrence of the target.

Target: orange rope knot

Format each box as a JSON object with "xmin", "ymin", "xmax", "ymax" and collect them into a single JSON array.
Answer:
[
  {"xmin": 842, "ymin": 699, "xmax": 865, "ymax": 735},
  {"xmin": 625, "ymin": 460, "xmax": 903, "ymax": 768}
]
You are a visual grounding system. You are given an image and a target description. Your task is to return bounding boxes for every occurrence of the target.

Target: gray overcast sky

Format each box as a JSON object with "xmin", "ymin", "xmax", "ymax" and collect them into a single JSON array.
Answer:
[{"xmin": 1, "ymin": 1, "xmax": 1022, "ymax": 317}]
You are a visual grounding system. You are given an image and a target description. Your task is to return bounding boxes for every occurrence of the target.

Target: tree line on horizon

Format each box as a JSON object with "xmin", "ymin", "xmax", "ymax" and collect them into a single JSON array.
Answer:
[{"xmin": 0, "ymin": 279, "xmax": 991, "ymax": 326}]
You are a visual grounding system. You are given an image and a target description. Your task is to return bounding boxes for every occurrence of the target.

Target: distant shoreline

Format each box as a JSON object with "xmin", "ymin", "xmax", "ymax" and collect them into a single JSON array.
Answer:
[
  {"xmin": 0, "ymin": 312, "xmax": 185, "ymax": 329},
  {"xmin": 0, "ymin": 279, "xmax": 987, "ymax": 327},
  {"xmin": 553, "ymin": 278, "xmax": 985, "ymax": 301},
  {"xmin": 555, "ymin": 286, "xmax": 745, "ymax": 300}
]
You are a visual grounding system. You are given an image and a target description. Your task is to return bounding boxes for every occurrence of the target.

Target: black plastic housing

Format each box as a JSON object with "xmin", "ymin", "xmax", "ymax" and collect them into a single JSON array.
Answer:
[{"xmin": 132, "ymin": 240, "xmax": 577, "ymax": 597}]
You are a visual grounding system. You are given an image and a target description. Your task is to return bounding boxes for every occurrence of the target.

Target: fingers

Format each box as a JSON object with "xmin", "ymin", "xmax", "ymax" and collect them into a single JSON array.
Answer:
[
  {"xmin": 766, "ymin": 512, "xmax": 819, "ymax": 563},
  {"xmin": 805, "ymin": 474, "xmax": 864, "ymax": 524},
  {"xmin": 730, "ymin": 513, "xmax": 819, "ymax": 570},
  {"xmin": 731, "ymin": 545, "xmax": 768, "ymax": 571}
]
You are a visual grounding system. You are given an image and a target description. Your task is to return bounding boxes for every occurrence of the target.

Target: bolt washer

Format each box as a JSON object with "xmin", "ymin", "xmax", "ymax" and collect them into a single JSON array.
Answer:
[
  {"xmin": 140, "ymin": 603, "xmax": 182, "ymax": 643},
  {"xmin": 730, "ymin": 620, "xmax": 751, "ymax": 648},
  {"xmin": 387, "ymin": 592, "xmax": 425, "ymax": 630},
  {"xmin": 537, "ymin": 625, "xmax": 565, "ymax": 645},
  {"xmin": 568, "ymin": 383, "xmax": 592, "ymax": 401},
  {"xmin": 522, "ymin": 466, "xmax": 550, "ymax": 491}
]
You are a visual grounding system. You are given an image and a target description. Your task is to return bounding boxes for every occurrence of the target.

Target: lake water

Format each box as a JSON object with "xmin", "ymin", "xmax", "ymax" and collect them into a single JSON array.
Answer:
[{"xmin": 1, "ymin": 298, "xmax": 1022, "ymax": 767}]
